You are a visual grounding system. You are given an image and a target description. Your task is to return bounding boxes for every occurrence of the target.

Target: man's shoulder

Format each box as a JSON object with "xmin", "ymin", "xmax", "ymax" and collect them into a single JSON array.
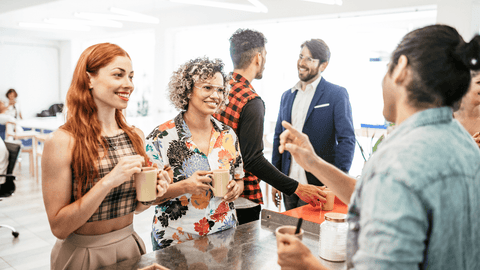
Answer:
[
  {"xmin": 229, "ymin": 83, "xmax": 260, "ymax": 101},
  {"xmin": 321, "ymin": 78, "xmax": 347, "ymax": 91},
  {"xmin": 320, "ymin": 79, "xmax": 349, "ymax": 100}
]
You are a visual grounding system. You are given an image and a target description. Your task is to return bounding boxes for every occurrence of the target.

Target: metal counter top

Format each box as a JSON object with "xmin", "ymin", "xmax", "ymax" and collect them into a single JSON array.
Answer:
[{"xmin": 100, "ymin": 210, "xmax": 345, "ymax": 270}]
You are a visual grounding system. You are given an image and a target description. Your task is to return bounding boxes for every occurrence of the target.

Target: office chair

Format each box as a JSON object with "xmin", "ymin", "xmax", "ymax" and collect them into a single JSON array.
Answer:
[
  {"xmin": 0, "ymin": 141, "xmax": 22, "ymax": 238},
  {"xmin": 5, "ymin": 121, "xmax": 38, "ymax": 176},
  {"xmin": 0, "ymin": 124, "xmax": 5, "ymax": 140}
]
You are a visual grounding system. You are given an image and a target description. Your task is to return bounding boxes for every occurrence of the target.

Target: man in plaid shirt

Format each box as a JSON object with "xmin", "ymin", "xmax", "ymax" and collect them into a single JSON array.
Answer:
[{"xmin": 214, "ymin": 29, "xmax": 326, "ymax": 225}]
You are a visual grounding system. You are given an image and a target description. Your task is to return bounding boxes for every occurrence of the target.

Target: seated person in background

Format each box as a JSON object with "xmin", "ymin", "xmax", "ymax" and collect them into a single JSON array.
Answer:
[
  {"xmin": 0, "ymin": 138, "xmax": 8, "ymax": 174},
  {"xmin": 0, "ymin": 100, "xmax": 16, "ymax": 125},
  {"xmin": 4, "ymin": 89, "xmax": 22, "ymax": 119},
  {"xmin": 276, "ymin": 24, "xmax": 480, "ymax": 269},
  {"xmin": 146, "ymin": 57, "xmax": 244, "ymax": 250},
  {"xmin": 0, "ymin": 138, "xmax": 12, "ymax": 197},
  {"xmin": 453, "ymin": 70, "xmax": 480, "ymax": 147}
]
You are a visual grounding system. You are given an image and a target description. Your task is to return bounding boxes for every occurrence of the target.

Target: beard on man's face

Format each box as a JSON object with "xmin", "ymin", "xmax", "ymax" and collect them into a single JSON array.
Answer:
[
  {"xmin": 298, "ymin": 64, "xmax": 320, "ymax": 82},
  {"xmin": 255, "ymin": 58, "xmax": 266, "ymax": 79}
]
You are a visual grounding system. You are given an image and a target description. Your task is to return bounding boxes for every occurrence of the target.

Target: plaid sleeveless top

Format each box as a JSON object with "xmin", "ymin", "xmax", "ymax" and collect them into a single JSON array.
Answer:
[
  {"xmin": 72, "ymin": 132, "xmax": 138, "ymax": 222},
  {"xmin": 214, "ymin": 72, "xmax": 263, "ymax": 204}
]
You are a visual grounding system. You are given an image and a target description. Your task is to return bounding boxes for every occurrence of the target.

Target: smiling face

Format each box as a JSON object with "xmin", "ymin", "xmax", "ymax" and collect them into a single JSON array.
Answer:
[
  {"xmin": 88, "ymin": 55, "xmax": 134, "ymax": 111},
  {"xmin": 187, "ymin": 72, "xmax": 225, "ymax": 117},
  {"xmin": 297, "ymin": 46, "xmax": 325, "ymax": 83}
]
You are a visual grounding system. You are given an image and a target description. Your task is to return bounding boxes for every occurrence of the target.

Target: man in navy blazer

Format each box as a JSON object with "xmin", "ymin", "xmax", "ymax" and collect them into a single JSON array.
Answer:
[{"xmin": 272, "ymin": 39, "xmax": 355, "ymax": 210}]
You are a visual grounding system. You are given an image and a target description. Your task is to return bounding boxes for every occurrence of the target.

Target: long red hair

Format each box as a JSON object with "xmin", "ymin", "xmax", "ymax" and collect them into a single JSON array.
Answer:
[{"xmin": 62, "ymin": 43, "xmax": 148, "ymax": 200}]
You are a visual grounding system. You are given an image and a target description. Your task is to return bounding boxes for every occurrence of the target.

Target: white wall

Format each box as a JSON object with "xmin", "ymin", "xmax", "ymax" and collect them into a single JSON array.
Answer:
[
  {"xmin": 0, "ymin": 37, "xmax": 61, "ymax": 118},
  {"xmin": 158, "ymin": 8, "xmax": 436, "ymax": 132},
  {"xmin": 76, "ymin": 30, "xmax": 156, "ymax": 118},
  {"xmin": 1, "ymin": 0, "xmax": 480, "ymax": 122}
]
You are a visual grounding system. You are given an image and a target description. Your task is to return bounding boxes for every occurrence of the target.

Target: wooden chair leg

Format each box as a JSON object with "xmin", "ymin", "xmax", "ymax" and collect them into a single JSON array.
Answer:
[
  {"xmin": 29, "ymin": 153, "xmax": 34, "ymax": 176},
  {"xmin": 35, "ymin": 156, "xmax": 39, "ymax": 182}
]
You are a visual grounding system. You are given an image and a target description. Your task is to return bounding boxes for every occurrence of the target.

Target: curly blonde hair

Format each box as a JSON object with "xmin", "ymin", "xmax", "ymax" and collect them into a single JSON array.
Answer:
[{"xmin": 168, "ymin": 57, "xmax": 229, "ymax": 112}]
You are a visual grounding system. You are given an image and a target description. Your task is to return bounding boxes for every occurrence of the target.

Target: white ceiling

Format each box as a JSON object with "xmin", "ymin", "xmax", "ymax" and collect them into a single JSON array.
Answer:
[{"xmin": 0, "ymin": 0, "xmax": 441, "ymax": 41}]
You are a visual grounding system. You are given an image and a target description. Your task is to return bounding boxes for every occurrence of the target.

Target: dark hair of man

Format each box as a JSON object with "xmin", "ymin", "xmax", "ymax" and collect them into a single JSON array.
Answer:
[
  {"xmin": 388, "ymin": 24, "xmax": 480, "ymax": 108},
  {"xmin": 301, "ymin": 39, "xmax": 330, "ymax": 64},
  {"xmin": 229, "ymin": 28, "xmax": 267, "ymax": 69},
  {"xmin": 6, "ymin": 88, "xmax": 17, "ymax": 98}
]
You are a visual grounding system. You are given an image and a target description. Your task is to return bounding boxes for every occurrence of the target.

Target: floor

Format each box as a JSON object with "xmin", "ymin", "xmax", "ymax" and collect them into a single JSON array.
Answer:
[{"xmin": 0, "ymin": 152, "xmax": 281, "ymax": 270}]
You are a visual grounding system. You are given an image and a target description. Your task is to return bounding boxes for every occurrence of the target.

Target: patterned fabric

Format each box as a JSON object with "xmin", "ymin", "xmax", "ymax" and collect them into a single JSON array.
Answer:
[
  {"xmin": 214, "ymin": 72, "xmax": 263, "ymax": 204},
  {"xmin": 146, "ymin": 113, "xmax": 244, "ymax": 250},
  {"xmin": 72, "ymin": 132, "xmax": 138, "ymax": 222}
]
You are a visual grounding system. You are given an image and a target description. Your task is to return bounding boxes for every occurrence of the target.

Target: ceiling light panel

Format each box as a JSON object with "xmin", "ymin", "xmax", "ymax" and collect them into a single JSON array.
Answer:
[
  {"xmin": 18, "ymin": 22, "xmax": 90, "ymax": 31},
  {"xmin": 74, "ymin": 8, "xmax": 159, "ymax": 24},
  {"xmin": 168, "ymin": 0, "xmax": 268, "ymax": 13},
  {"xmin": 44, "ymin": 18, "xmax": 123, "ymax": 28},
  {"xmin": 302, "ymin": 0, "xmax": 343, "ymax": 6}
]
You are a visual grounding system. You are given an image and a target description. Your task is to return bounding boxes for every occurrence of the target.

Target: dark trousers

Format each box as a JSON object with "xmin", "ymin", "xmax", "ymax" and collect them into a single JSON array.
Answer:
[
  {"xmin": 283, "ymin": 192, "xmax": 308, "ymax": 211},
  {"xmin": 236, "ymin": 205, "xmax": 262, "ymax": 225}
]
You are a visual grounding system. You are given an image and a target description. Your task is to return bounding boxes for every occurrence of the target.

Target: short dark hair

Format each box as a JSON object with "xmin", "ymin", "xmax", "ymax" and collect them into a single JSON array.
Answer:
[
  {"xmin": 301, "ymin": 39, "xmax": 330, "ymax": 64},
  {"xmin": 6, "ymin": 88, "xmax": 17, "ymax": 98},
  {"xmin": 389, "ymin": 24, "xmax": 480, "ymax": 108},
  {"xmin": 229, "ymin": 28, "xmax": 267, "ymax": 69}
]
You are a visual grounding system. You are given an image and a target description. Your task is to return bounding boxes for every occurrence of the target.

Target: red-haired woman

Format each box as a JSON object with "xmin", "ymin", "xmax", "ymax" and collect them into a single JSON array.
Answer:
[{"xmin": 42, "ymin": 43, "xmax": 170, "ymax": 270}]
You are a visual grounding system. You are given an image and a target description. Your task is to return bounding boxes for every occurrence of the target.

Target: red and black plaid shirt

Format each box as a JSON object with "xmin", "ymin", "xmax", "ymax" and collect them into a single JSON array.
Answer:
[{"xmin": 214, "ymin": 72, "xmax": 263, "ymax": 204}]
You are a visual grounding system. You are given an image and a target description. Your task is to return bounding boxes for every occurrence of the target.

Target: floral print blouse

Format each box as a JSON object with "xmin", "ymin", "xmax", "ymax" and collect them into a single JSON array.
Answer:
[{"xmin": 145, "ymin": 113, "xmax": 245, "ymax": 250}]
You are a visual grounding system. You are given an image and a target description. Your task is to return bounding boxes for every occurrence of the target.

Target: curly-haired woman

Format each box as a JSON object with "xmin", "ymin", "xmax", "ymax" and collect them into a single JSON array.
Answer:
[
  {"xmin": 42, "ymin": 43, "xmax": 170, "ymax": 270},
  {"xmin": 145, "ymin": 57, "xmax": 244, "ymax": 250}
]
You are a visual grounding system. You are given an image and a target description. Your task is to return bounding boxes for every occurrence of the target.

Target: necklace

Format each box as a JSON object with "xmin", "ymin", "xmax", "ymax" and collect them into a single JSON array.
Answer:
[{"xmin": 105, "ymin": 137, "xmax": 117, "ymax": 150}]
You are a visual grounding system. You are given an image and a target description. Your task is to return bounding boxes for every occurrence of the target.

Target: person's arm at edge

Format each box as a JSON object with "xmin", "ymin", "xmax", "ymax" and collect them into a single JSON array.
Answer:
[
  {"xmin": 240, "ymin": 99, "xmax": 326, "ymax": 205},
  {"xmin": 280, "ymin": 121, "xmax": 356, "ymax": 204},
  {"xmin": 238, "ymin": 99, "xmax": 298, "ymax": 195}
]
